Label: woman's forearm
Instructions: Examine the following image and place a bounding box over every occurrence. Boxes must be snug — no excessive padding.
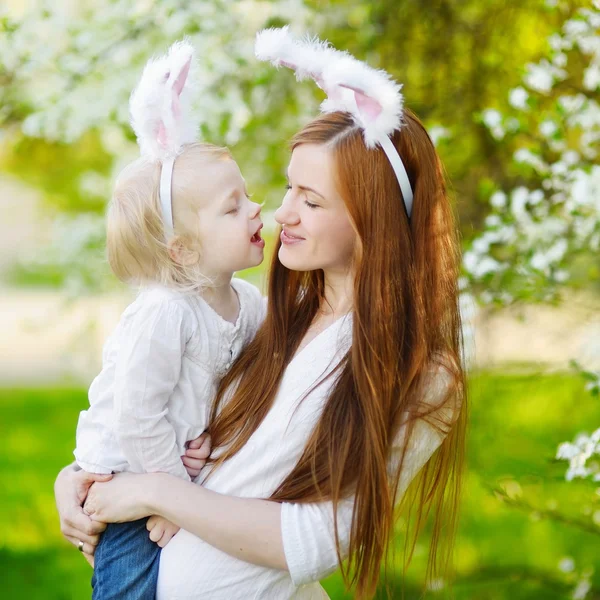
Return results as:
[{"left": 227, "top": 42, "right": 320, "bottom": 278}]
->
[{"left": 148, "top": 473, "right": 287, "bottom": 571}]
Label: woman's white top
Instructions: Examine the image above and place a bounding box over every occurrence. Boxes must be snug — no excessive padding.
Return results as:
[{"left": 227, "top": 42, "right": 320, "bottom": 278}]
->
[
  {"left": 73, "top": 278, "right": 265, "bottom": 481},
  {"left": 157, "top": 314, "right": 455, "bottom": 599}
]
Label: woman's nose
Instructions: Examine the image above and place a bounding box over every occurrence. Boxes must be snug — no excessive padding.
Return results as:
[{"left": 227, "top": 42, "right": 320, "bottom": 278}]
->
[{"left": 274, "top": 198, "right": 300, "bottom": 226}]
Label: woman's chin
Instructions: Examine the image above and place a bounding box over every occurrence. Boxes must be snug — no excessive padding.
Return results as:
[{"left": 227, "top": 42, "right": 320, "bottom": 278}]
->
[{"left": 278, "top": 248, "right": 313, "bottom": 271}]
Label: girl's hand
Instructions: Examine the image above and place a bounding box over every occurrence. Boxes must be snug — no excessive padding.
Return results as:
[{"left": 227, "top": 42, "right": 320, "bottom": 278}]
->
[
  {"left": 83, "top": 471, "right": 154, "bottom": 524},
  {"left": 183, "top": 433, "right": 211, "bottom": 478},
  {"left": 54, "top": 464, "right": 112, "bottom": 561},
  {"left": 146, "top": 515, "right": 180, "bottom": 547}
]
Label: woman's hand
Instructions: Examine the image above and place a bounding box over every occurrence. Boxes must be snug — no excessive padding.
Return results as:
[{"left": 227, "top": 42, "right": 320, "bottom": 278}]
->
[
  {"left": 146, "top": 515, "right": 180, "bottom": 547},
  {"left": 54, "top": 464, "right": 112, "bottom": 564},
  {"left": 83, "top": 471, "right": 155, "bottom": 524},
  {"left": 182, "top": 432, "right": 211, "bottom": 478}
]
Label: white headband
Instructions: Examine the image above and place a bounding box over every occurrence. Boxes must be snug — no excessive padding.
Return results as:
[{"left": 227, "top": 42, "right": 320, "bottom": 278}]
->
[
  {"left": 129, "top": 40, "right": 199, "bottom": 238},
  {"left": 255, "top": 27, "right": 414, "bottom": 217}
]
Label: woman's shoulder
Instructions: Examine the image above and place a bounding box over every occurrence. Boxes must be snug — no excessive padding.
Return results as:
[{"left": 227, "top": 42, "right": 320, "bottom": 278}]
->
[{"left": 419, "top": 353, "right": 463, "bottom": 432}]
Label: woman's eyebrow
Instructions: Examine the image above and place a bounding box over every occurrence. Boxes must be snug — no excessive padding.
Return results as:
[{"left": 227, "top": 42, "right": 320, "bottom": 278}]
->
[
  {"left": 286, "top": 168, "right": 326, "bottom": 200},
  {"left": 298, "top": 184, "right": 325, "bottom": 200}
]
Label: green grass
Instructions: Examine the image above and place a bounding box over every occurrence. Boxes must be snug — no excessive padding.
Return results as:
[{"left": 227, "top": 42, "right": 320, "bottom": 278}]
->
[{"left": 1, "top": 372, "right": 598, "bottom": 599}]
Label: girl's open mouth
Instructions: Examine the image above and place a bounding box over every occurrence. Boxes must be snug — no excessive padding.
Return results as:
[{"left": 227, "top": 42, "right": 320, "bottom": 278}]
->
[{"left": 251, "top": 228, "right": 265, "bottom": 248}]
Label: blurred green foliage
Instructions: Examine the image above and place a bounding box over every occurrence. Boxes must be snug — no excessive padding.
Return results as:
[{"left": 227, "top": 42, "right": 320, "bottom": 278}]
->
[
  {"left": 0, "top": 0, "right": 589, "bottom": 231},
  {"left": 1, "top": 371, "right": 598, "bottom": 599}
]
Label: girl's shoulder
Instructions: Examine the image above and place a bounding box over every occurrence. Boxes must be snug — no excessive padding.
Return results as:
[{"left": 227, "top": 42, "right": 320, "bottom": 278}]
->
[
  {"left": 231, "top": 277, "right": 267, "bottom": 316},
  {"left": 124, "top": 285, "right": 198, "bottom": 323}
]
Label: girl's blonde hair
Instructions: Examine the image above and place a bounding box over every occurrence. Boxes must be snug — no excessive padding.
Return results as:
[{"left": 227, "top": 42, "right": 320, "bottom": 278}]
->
[{"left": 107, "top": 142, "right": 232, "bottom": 291}]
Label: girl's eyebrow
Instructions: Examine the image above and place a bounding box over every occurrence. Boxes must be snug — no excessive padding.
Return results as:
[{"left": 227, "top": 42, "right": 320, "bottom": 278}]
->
[{"left": 222, "top": 188, "right": 240, "bottom": 206}]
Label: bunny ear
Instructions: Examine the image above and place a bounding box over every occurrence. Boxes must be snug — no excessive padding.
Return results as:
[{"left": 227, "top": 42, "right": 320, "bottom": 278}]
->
[
  {"left": 339, "top": 84, "right": 382, "bottom": 121},
  {"left": 172, "top": 55, "right": 192, "bottom": 96},
  {"left": 321, "top": 57, "right": 404, "bottom": 148},
  {"left": 255, "top": 28, "right": 404, "bottom": 148},
  {"left": 255, "top": 27, "right": 334, "bottom": 86},
  {"left": 255, "top": 27, "right": 414, "bottom": 216},
  {"left": 129, "top": 39, "right": 198, "bottom": 161}
]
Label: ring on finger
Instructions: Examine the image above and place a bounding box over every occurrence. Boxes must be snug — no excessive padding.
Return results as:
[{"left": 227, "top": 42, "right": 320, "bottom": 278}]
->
[{"left": 78, "top": 540, "right": 85, "bottom": 552}]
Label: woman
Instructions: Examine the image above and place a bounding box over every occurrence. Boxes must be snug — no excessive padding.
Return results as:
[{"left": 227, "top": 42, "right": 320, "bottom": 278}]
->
[{"left": 55, "top": 33, "right": 466, "bottom": 599}]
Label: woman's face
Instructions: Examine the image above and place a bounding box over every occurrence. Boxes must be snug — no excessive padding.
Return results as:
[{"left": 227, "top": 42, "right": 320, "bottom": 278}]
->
[{"left": 274, "top": 143, "right": 357, "bottom": 274}]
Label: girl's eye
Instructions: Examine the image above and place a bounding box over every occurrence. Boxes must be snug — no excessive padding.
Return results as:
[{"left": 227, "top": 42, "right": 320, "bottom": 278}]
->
[
  {"left": 227, "top": 207, "right": 239, "bottom": 215},
  {"left": 285, "top": 184, "right": 291, "bottom": 191}
]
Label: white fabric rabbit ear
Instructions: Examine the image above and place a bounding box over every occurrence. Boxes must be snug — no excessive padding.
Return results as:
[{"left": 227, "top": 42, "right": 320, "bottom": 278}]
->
[
  {"left": 255, "top": 28, "right": 404, "bottom": 148},
  {"left": 255, "top": 27, "right": 414, "bottom": 217},
  {"left": 255, "top": 27, "right": 333, "bottom": 91},
  {"left": 322, "top": 60, "right": 404, "bottom": 149},
  {"left": 129, "top": 39, "right": 198, "bottom": 162}
]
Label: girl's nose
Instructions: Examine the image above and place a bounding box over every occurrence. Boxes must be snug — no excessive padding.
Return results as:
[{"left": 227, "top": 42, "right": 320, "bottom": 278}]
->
[{"left": 249, "top": 200, "right": 262, "bottom": 220}]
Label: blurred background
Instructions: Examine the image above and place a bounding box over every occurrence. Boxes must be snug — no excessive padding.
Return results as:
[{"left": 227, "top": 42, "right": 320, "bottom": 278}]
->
[{"left": 1, "top": 0, "right": 599, "bottom": 598}]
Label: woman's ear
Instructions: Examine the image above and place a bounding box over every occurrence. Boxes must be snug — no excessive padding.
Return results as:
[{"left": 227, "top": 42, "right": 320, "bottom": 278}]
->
[{"left": 167, "top": 236, "right": 200, "bottom": 266}]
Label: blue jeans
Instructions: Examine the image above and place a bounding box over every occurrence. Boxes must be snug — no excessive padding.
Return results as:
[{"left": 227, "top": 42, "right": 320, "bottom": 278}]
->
[{"left": 92, "top": 518, "right": 160, "bottom": 600}]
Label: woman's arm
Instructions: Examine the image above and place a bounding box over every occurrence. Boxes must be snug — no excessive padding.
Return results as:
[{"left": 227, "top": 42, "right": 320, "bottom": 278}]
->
[
  {"left": 55, "top": 435, "right": 210, "bottom": 558},
  {"left": 281, "top": 364, "right": 458, "bottom": 585},
  {"left": 152, "top": 476, "right": 287, "bottom": 569},
  {"left": 281, "top": 419, "right": 446, "bottom": 585},
  {"left": 54, "top": 462, "right": 112, "bottom": 564},
  {"left": 82, "top": 365, "right": 456, "bottom": 578},
  {"left": 83, "top": 472, "right": 287, "bottom": 571},
  {"left": 82, "top": 416, "right": 444, "bottom": 579}
]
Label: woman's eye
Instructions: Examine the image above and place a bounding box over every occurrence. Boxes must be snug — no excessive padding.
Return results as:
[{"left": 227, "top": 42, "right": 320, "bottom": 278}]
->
[{"left": 305, "top": 200, "right": 319, "bottom": 209}]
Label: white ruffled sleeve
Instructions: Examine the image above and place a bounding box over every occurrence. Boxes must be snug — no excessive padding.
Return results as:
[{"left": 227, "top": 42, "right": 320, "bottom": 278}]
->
[
  {"left": 113, "top": 296, "right": 193, "bottom": 481},
  {"left": 280, "top": 365, "right": 457, "bottom": 586}
]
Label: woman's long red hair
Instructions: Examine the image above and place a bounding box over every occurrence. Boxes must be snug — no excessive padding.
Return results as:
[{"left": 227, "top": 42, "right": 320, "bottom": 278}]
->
[{"left": 209, "top": 111, "right": 467, "bottom": 597}]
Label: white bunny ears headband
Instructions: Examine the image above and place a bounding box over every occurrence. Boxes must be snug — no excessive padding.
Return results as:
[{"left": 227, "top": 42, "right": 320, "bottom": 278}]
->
[
  {"left": 255, "top": 26, "right": 414, "bottom": 218},
  {"left": 129, "top": 40, "right": 198, "bottom": 239}
]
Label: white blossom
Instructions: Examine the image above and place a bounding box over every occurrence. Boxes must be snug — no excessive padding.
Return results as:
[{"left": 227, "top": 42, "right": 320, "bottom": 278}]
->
[
  {"left": 524, "top": 59, "right": 566, "bottom": 93},
  {"left": 490, "top": 191, "right": 507, "bottom": 208},
  {"left": 572, "top": 577, "right": 591, "bottom": 600},
  {"left": 558, "top": 557, "right": 575, "bottom": 573},
  {"left": 584, "top": 62, "right": 600, "bottom": 90},
  {"left": 556, "top": 429, "right": 600, "bottom": 481},
  {"left": 509, "top": 87, "right": 529, "bottom": 110},
  {"left": 428, "top": 125, "right": 451, "bottom": 146},
  {"left": 481, "top": 109, "right": 505, "bottom": 140},
  {"left": 539, "top": 120, "right": 558, "bottom": 138}
]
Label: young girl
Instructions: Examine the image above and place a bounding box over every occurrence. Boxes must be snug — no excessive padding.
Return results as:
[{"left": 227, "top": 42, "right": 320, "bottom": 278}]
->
[{"left": 72, "top": 41, "right": 265, "bottom": 599}]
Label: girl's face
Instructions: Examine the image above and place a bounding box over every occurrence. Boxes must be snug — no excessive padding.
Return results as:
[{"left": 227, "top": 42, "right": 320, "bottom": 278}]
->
[
  {"left": 193, "top": 158, "right": 264, "bottom": 277},
  {"left": 274, "top": 143, "right": 357, "bottom": 274}
]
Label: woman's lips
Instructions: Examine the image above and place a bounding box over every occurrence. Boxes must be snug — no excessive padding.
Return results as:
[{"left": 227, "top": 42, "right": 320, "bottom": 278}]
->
[{"left": 280, "top": 230, "right": 305, "bottom": 245}]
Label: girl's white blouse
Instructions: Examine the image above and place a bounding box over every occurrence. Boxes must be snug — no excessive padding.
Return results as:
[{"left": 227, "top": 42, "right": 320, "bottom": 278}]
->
[
  {"left": 73, "top": 278, "right": 265, "bottom": 481},
  {"left": 157, "top": 314, "right": 454, "bottom": 599}
]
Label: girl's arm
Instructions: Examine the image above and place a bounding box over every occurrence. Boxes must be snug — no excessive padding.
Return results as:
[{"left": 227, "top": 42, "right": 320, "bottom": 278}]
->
[{"left": 113, "top": 298, "right": 193, "bottom": 481}]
